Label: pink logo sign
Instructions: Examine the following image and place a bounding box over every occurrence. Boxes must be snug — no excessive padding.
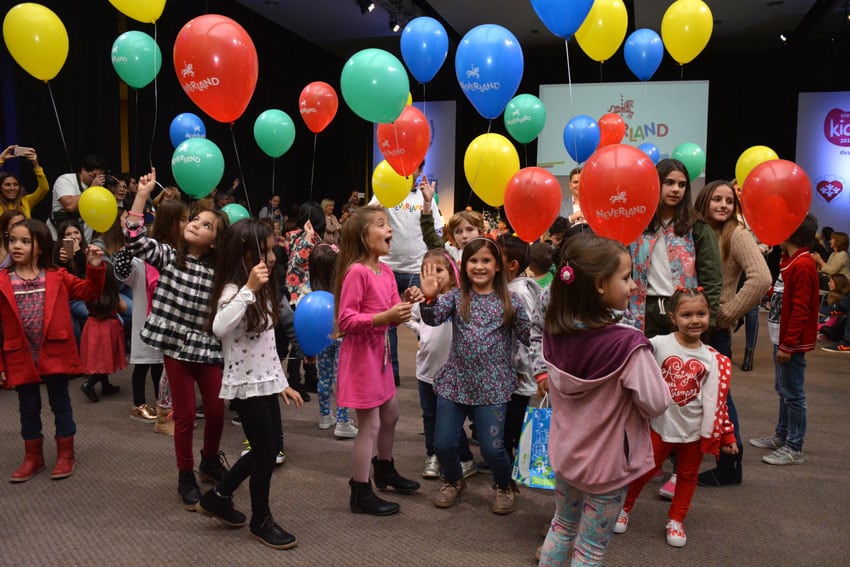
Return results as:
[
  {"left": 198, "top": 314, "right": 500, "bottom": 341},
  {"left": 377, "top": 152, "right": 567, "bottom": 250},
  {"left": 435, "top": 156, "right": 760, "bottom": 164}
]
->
[
  {"left": 824, "top": 108, "right": 850, "bottom": 146},
  {"left": 661, "top": 355, "right": 706, "bottom": 407},
  {"left": 815, "top": 176, "right": 844, "bottom": 204}
]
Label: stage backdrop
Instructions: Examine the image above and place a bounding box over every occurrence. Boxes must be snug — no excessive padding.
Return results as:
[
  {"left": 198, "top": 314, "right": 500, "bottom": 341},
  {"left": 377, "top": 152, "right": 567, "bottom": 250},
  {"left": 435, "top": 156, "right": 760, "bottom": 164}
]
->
[
  {"left": 537, "top": 81, "right": 709, "bottom": 215},
  {"left": 796, "top": 92, "right": 850, "bottom": 232},
  {"left": 372, "top": 100, "right": 457, "bottom": 217}
]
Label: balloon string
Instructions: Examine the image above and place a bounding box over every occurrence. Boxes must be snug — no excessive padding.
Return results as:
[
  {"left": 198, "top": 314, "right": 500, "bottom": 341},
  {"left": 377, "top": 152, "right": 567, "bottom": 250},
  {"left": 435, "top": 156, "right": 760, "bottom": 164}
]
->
[
  {"left": 564, "top": 40, "right": 574, "bottom": 111},
  {"left": 46, "top": 81, "right": 73, "bottom": 173},
  {"left": 133, "top": 89, "right": 139, "bottom": 174},
  {"left": 392, "top": 122, "right": 407, "bottom": 177},
  {"left": 271, "top": 158, "right": 276, "bottom": 197},
  {"left": 148, "top": 22, "right": 159, "bottom": 170},
  {"left": 229, "top": 122, "right": 253, "bottom": 216},
  {"left": 467, "top": 121, "right": 492, "bottom": 208},
  {"left": 309, "top": 133, "right": 317, "bottom": 202},
  {"left": 523, "top": 144, "right": 528, "bottom": 169},
  {"left": 599, "top": 62, "right": 603, "bottom": 83}
]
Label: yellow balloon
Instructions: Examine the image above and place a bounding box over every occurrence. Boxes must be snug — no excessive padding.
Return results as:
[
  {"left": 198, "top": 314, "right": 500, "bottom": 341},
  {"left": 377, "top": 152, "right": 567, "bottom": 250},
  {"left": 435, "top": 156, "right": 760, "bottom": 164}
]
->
[
  {"left": 661, "top": 0, "right": 713, "bottom": 65},
  {"left": 406, "top": 92, "right": 413, "bottom": 106},
  {"left": 2, "top": 3, "right": 69, "bottom": 81},
  {"left": 464, "top": 133, "right": 519, "bottom": 207},
  {"left": 736, "top": 145, "right": 779, "bottom": 189},
  {"left": 78, "top": 186, "right": 118, "bottom": 233},
  {"left": 372, "top": 160, "right": 411, "bottom": 208},
  {"left": 108, "top": 0, "right": 166, "bottom": 23},
  {"left": 574, "top": 0, "right": 628, "bottom": 63}
]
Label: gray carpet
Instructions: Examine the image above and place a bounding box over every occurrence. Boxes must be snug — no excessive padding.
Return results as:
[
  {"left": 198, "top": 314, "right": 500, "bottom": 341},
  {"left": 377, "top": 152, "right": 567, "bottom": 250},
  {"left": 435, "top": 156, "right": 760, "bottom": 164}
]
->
[{"left": 1, "top": 314, "right": 848, "bottom": 566}]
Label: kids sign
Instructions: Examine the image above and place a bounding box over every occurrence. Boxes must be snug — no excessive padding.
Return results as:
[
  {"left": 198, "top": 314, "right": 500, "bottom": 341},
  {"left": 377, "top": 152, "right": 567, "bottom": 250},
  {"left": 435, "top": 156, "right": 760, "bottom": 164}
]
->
[{"left": 455, "top": 24, "right": 524, "bottom": 120}]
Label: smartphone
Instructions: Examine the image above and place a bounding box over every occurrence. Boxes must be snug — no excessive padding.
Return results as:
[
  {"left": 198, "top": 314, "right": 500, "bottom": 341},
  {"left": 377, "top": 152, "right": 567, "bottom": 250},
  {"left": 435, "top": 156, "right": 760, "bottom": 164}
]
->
[
  {"left": 13, "top": 146, "right": 34, "bottom": 157},
  {"left": 62, "top": 238, "right": 74, "bottom": 258}
]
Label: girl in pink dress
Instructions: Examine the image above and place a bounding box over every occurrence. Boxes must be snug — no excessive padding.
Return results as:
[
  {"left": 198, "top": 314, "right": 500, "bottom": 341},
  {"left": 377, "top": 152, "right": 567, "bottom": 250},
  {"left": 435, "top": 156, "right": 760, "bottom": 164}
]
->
[
  {"left": 79, "top": 262, "right": 127, "bottom": 400},
  {"left": 334, "top": 205, "right": 423, "bottom": 516}
]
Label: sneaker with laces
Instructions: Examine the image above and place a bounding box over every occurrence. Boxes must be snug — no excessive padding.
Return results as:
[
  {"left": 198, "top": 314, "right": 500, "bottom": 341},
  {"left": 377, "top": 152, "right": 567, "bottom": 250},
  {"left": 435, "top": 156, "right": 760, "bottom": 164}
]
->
[
  {"left": 334, "top": 421, "right": 358, "bottom": 438},
  {"left": 822, "top": 343, "right": 850, "bottom": 353},
  {"left": 762, "top": 446, "right": 804, "bottom": 465},
  {"left": 130, "top": 404, "right": 157, "bottom": 422},
  {"left": 749, "top": 436, "right": 785, "bottom": 450},
  {"left": 659, "top": 473, "right": 677, "bottom": 499},
  {"left": 461, "top": 459, "right": 478, "bottom": 479},
  {"left": 318, "top": 414, "right": 335, "bottom": 430},
  {"left": 613, "top": 510, "right": 629, "bottom": 534},
  {"left": 196, "top": 488, "right": 247, "bottom": 527},
  {"left": 240, "top": 440, "right": 251, "bottom": 458},
  {"left": 231, "top": 416, "right": 241, "bottom": 426},
  {"left": 434, "top": 478, "right": 466, "bottom": 508},
  {"left": 275, "top": 451, "right": 286, "bottom": 465},
  {"left": 666, "top": 519, "right": 687, "bottom": 547},
  {"left": 422, "top": 455, "right": 440, "bottom": 479},
  {"left": 491, "top": 482, "right": 518, "bottom": 515}
]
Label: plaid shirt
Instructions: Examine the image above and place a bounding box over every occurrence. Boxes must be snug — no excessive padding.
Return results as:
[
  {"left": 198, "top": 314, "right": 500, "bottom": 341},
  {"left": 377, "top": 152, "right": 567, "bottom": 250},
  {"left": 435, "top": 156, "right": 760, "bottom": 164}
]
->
[{"left": 124, "top": 225, "right": 222, "bottom": 364}]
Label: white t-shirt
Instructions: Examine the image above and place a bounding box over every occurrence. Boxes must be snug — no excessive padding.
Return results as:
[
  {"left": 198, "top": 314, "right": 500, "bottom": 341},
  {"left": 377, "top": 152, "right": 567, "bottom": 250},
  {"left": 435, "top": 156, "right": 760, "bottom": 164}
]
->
[
  {"left": 647, "top": 224, "right": 676, "bottom": 298},
  {"left": 405, "top": 302, "right": 452, "bottom": 385},
  {"left": 370, "top": 189, "right": 443, "bottom": 273},
  {"left": 50, "top": 173, "right": 92, "bottom": 240}
]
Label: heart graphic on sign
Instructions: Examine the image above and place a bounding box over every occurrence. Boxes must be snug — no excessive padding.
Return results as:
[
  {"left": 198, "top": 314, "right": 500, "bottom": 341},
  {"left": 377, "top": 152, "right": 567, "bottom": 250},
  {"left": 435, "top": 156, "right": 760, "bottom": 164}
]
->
[
  {"left": 816, "top": 179, "right": 843, "bottom": 203},
  {"left": 661, "top": 355, "right": 706, "bottom": 407}
]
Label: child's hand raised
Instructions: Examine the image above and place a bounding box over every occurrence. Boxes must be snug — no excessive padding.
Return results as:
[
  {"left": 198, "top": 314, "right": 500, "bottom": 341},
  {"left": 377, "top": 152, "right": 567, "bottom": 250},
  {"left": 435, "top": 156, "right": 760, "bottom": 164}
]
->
[
  {"left": 420, "top": 262, "right": 441, "bottom": 298},
  {"left": 246, "top": 262, "right": 269, "bottom": 292},
  {"left": 137, "top": 168, "right": 158, "bottom": 198},
  {"left": 85, "top": 245, "right": 104, "bottom": 267}
]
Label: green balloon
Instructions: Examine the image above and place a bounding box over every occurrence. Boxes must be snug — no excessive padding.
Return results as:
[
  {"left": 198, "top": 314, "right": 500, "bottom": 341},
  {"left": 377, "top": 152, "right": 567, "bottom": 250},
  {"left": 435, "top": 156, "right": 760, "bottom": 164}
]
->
[
  {"left": 504, "top": 94, "right": 546, "bottom": 144},
  {"left": 221, "top": 203, "right": 251, "bottom": 223},
  {"left": 671, "top": 142, "right": 706, "bottom": 181},
  {"left": 341, "top": 48, "right": 409, "bottom": 123},
  {"left": 171, "top": 138, "right": 224, "bottom": 199},
  {"left": 111, "top": 31, "right": 162, "bottom": 89},
  {"left": 254, "top": 109, "right": 296, "bottom": 158}
]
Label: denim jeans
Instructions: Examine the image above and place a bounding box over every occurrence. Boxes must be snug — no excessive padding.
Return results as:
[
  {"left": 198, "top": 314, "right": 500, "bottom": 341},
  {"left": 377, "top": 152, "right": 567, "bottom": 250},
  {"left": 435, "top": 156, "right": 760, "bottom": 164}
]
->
[
  {"left": 744, "top": 304, "right": 760, "bottom": 350},
  {"left": 773, "top": 345, "right": 807, "bottom": 451},
  {"left": 418, "top": 381, "right": 473, "bottom": 461},
  {"left": 387, "top": 271, "right": 420, "bottom": 385},
  {"left": 69, "top": 299, "right": 88, "bottom": 347},
  {"left": 435, "top": 396, "right": 511, "bottom": 486},
  {"left": 16, "top": 375, "right": 76, "bottom": 440},
  {"left": 317, "top": 340, "right": 349, "bottom": 423},
  {"left": 709, "top": 328, "right": 742, "bottom": 446}
]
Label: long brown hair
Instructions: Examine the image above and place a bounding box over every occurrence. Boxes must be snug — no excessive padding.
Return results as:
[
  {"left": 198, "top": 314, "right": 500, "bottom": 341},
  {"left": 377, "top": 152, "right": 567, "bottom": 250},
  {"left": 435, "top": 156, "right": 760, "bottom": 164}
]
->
[
  {"left": 458, "top": 238, "right": 514, "bottom": 327},
  {"left": 694, "top": 180, "right": 741, "bottom": 261},
  {"left": 150, "top": 199, "right": 189, "bottom": 249},
  {"left": 333, "top": 205, "right": 385, "bottom": 328},
  {"left": 0, "top": 173, "right": 24, "bottom": 210},
  {"left": 651, "top": 159, "right": 696, "bottom": 236}
]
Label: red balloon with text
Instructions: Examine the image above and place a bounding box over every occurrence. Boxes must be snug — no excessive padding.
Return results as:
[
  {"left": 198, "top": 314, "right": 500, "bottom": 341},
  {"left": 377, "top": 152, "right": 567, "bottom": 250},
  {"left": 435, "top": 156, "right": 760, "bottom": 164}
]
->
[
  {"left": 580, "top": 144, "right": 659, "bottom": 245},
  {"left": 740, "top": 159, "right": 812, "bottom": 246},
  {"left": 299, "top": 82, "right": 339, "bottom": 134},
  {"left": 173, "top": 14, "right": 258, "bottom": 123},
  {"left": 504, "top": 167, "right": 561, "bottom": 243},
  {"left": 376, "top": 106, "right": 431, "bottom": 177},
  {"left": 598, "top": 112, "right": 627, "bottom": 147}
]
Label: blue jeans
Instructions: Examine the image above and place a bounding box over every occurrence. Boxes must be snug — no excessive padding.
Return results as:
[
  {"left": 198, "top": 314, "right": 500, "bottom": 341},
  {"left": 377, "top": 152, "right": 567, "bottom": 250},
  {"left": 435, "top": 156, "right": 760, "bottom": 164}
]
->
[
  {"left": 773, "top": 345, "right": 807, "bottom": 451},
  {"left": 435, "top": 396, "right": 511, "bottom": 486},
  {"left": 16, "top": 375, "right": 76, "bottom": 440},
  {"left": 387, "top": 271, "right": 420, "bottom": 385},
  {"left": 418, "top": 381, "right": 473, "bottom": 461},
  {"left": 70, "top": 299, "right": 88, "bottom": 347},
  {"left": 744, "top": 304, "right": 760, "bottom": 350},
  {"left": 709, "top": 329, "right": 742, "bottom": 446}
]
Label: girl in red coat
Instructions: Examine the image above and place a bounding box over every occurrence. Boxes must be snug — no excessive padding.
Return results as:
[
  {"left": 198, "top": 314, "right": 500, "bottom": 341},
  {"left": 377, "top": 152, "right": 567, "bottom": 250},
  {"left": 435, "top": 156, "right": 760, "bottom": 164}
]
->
[{"left": 0, "top": 219, "right": 105, "bottom": 482}]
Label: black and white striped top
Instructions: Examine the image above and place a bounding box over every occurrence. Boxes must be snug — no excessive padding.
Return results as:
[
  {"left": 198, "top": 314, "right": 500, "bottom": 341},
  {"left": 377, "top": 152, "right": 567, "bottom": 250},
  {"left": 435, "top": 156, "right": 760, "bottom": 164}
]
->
[{"left": 124, "top": 225, "right": 222, "bottom": 364}]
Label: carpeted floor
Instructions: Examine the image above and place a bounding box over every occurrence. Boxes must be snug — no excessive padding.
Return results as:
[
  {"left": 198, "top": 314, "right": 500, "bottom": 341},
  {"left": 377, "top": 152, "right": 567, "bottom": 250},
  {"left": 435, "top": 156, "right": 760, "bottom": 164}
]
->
[{"left": 1, "top": 314, "right": 848, "bottom": 566}]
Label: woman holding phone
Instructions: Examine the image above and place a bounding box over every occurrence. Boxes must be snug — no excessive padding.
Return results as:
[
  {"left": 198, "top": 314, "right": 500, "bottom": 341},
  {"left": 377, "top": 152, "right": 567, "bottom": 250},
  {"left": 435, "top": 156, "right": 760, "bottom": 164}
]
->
[{"left": 0, "top": 145, "right": 50, "bottom": 218}]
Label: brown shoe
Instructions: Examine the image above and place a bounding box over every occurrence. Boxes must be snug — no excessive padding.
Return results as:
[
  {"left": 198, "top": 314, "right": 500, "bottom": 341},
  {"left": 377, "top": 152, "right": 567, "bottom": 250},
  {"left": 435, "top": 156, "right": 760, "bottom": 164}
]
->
[
  {"left": 434, "top": 478, "right": 466, "bottom": 508},
  {"left": 491, "top": 482, "right": 518, "bottom": 515}
]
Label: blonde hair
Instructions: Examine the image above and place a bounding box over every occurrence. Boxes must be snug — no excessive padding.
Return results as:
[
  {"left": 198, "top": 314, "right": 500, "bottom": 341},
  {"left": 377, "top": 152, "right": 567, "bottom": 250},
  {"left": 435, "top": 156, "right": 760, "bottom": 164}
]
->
[
  {"left": 321, "top": 198, "right": 335, "bottom": 210},
  {"left": 446, "top": 210, "right": 484, "bottom": 246}
]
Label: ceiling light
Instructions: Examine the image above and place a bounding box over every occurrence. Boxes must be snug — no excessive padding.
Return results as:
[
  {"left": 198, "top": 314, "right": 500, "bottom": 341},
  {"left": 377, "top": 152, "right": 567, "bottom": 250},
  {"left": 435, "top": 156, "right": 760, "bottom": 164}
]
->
[
  {"left": 356, "top": 0, "right": 375, "bottom": 14},
  {"left": 389, "top": 17, "right": 401, "bottom": 33},
  {"left": 779, "top": 32, "right": 788, "bottom": 43}
]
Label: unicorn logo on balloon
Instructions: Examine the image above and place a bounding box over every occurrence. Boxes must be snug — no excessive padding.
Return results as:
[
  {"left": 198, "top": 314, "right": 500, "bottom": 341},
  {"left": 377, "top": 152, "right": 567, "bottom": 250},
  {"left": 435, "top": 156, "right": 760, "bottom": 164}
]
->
[
  {"left": 381, "top": 139, "right": 391, "bottom": 149},
  {"left": 466, "top": 65, "right": 480, "bottom": 79},
  {"left": 610, "top": 190, "right": 627, "bottom": 204},
  {"left": 181, "top": 64, "right": 195, "bottom": 78},
  {"left": 607, "top": 95, "right": 634, "bottom": 120}
]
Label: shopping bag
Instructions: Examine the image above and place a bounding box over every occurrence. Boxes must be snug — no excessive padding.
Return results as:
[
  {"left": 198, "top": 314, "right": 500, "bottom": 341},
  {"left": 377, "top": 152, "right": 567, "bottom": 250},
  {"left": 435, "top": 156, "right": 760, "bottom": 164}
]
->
[{"left": 511, "top": 396, "right": 555, "bottom": 490}]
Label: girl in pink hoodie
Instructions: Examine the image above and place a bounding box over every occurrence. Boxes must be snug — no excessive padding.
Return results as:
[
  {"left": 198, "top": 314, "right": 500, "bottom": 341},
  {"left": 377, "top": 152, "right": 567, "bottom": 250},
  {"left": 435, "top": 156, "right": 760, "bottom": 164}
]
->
[{"left": 539, "top": 234, "right": 671, "bottom": 567}]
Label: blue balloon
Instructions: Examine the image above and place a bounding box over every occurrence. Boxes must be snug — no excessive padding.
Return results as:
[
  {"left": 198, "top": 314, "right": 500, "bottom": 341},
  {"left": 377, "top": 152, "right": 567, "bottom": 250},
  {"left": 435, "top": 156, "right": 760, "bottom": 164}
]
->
[
  {"left": 624, "top": 29, "right": 664, "bottom": 81},
  {"left": 400, "top": 17, "right": 449, "bottom": 84},
  {"left": 530, "top": 0, "right": 594, "bottom": 39},
  {"left": 293, "top": 291, "right": 335, "bottom": 356},
  {"left": 563, "top": 115, "right": 600, "bottom": 163},
  {"left": 169, "top": 112, "right": 206, "bottom": 149},
  {"left": 638, "top": 142, "right": 660, "bottom": 165},
  {"left": 455, "top": 24, "right": 524, "bottom": 120}
]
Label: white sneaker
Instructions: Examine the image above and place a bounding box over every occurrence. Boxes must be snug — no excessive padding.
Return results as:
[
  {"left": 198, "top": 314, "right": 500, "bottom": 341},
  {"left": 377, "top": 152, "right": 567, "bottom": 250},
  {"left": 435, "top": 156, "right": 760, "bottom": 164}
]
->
[
  {"left": 666, "top": 519, "right": 687, "bottom": 547},
  {"left": 275, "top": 450, "right": 286, "bottom": 465},
  {"left": 613, "top": 510, "right": 629, "bottom": 534},
  {"left": 659, "top": 473, "right": 677, "bottom": 499},
  {"left": 461, "top": 459, "right": 477, "bottom": 479},
  {"left": 318, "top": 414, "right": 335, "bottom": 430},
  {"left": 334, "top": 421, "right": 358, "bottom": 438},
  {"left": 240, "top": 439, "right": 251, "bottom": 458},
  {"left": 422, "top": 455, "right": 440, "bottom": 479}
]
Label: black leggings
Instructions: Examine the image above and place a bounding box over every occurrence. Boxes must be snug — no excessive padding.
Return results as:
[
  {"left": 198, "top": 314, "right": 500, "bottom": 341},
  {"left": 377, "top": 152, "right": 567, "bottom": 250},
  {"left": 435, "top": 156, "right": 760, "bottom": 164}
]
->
[{"left": 131, "top": 363, "right": 163, "bottom": 407}]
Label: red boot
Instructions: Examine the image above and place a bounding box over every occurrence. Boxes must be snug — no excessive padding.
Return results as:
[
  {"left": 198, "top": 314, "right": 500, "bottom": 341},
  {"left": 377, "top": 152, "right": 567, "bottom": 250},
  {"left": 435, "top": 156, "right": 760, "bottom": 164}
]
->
[
  {"left": 10, "top": 438, "right": 45, "bottom": 483},
  {"left": 51, "top": 436, "right": 75, "bottom": 480}
]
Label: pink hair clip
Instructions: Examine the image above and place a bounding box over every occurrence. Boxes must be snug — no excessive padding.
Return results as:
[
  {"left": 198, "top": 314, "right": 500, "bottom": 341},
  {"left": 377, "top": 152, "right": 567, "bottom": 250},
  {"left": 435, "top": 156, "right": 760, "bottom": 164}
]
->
[{"left": 560, "top": 264, "right": 575, "bottom": 284}]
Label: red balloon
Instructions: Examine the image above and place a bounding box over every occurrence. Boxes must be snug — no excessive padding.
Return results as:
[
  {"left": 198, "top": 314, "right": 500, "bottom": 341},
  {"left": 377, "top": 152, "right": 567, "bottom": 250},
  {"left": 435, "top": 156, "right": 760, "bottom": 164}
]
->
[
  {"left": 376, "top": 106, "right": 431, "bottom": 177},
  {"left": 173, "top": 15, "right": 258, "bottom": 123},
  {"left": 598, "top": 113, "right": 626, "bottom": 147},
  {"left": 580, "top": 144, "right": 659, "bottom": 245},
  {"left": 741, "top": 159, "right": 812, "bottom": 246},
  {"left": 504, "top": 167, "right": 561, "bottom": 243},
  {"left": 299, "top": 81, "right": 339, "bottom": 134}
]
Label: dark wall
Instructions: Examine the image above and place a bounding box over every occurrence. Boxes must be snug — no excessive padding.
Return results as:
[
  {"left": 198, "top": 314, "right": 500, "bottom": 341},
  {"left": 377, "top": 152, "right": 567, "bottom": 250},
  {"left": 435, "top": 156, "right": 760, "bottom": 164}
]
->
[{"left": 3, "top": 0, "right": 849, "bottom": 220}]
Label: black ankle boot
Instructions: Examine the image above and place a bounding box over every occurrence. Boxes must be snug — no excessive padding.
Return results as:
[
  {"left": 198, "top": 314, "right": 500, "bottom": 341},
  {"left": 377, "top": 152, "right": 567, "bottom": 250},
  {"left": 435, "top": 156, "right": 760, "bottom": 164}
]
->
[
  {"left": 250, "top": 515, "right": 297, "bottom": 549},
  {"left": 80, "top": 379, "right": 99, "bottom": 403},
  {"left": 698, "top": 445, "right": 743, "bottom": 486},
  {"left": 741, "top": 348, "right": 754, "bottom": 372},
  {"left": 372, "top": 457, "right": 421, "bottom": 493},
  {"left": 198, "top": 451, "right": 229, "bottom": 484},
  {"left": 197, "top": 488, "right": 247, "bottom": 527},
  {"left": 349, "top": 478, "right": 400, "bottom": 515},
  {"left": 177, "top": 470, "right": 201, "bottom": 510}
]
